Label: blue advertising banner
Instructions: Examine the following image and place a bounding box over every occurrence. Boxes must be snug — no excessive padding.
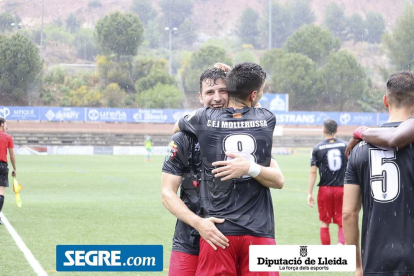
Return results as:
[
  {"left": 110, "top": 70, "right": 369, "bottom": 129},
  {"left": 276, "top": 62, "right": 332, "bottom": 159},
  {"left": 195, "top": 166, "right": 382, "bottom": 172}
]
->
[
  {"left": 56, "top": 245, "right": 163, "bottom": 272},
  {"left": 85, "top": 108, "right": 128, "bottom": 122},
  {"left": 0, "top": 106, "right": 391, "bottom": 126},
  {"left": 128, "top": 109, "right": 191, "bottom": 123},
  {"left": 274, "top": 111, "right": 378, "bottom": 126},
  {"left": 39, "top": 107, "right": 85, "bottom": 122},
  {"left": 378, "top": 113, "right": 389, "bottom": 126},
  {"left": 259, "top": 94, "right": 289, "bottom": 112},
  {"left": 0, "top": 106, "right": 39, "bottom": 121}
]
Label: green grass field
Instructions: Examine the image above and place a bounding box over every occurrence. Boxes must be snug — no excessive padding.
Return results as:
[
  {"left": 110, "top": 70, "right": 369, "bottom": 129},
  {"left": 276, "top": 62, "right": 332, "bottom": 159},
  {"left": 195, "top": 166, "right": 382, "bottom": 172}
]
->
[{"left": 0, "top": 155, "right": 354, "bottom": 276}]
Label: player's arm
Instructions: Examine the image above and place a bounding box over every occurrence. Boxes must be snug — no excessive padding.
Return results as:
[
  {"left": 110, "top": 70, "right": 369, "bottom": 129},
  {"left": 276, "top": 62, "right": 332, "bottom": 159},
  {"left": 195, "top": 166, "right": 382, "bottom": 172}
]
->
[
  {"left": 173, "top": 109, "right": 203, "bottom": 135},
  {"left": 161, "top": 173, "right": 229, "bottom": 250},
  {"left": 211, "top": 153, "right": 284, "bottom": 189},
  {"left": 254, "top": 158, "right": 284, "bottom": 189},
  {"left": 352, "top": 119, "right": 414, "bottom": 150},
  {"left": 342, "top": 184, "right": 362, "bottom": 276},
  {"left": 307, "top": 165, "right": 318, "bottom": 207},
  {"left": 8, "top": 137, "right": 16, "bottom": 176}
]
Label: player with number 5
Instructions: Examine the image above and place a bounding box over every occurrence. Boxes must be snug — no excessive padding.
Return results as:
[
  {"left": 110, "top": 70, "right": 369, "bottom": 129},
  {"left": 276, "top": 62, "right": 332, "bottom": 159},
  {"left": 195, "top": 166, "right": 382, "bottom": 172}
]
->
[
  {"left": 307, "top": 119, "right": 348, "bottom": 245},
  {"left": 343, "top": 71, "right": 414, "bottom": 276}
]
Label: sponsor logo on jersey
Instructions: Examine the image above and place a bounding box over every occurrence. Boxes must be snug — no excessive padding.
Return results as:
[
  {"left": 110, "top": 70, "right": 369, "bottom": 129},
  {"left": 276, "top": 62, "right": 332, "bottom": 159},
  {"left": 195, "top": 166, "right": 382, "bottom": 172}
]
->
[
  {"left": 165, "top": 141, "right": 178, "bottom": 161},
  {"left": 233, "top": 113, "right": 242, "bottom": 119}
]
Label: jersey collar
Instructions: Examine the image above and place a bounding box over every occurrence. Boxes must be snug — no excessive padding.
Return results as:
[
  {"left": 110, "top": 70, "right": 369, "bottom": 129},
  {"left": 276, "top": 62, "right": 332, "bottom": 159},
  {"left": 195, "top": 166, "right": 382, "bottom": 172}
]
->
[
  {"left": 381, "top": 121, "right": 402, "bottom": 128},
  {"left": 224, "top": 106, "right": 251, "bottom": 114}
]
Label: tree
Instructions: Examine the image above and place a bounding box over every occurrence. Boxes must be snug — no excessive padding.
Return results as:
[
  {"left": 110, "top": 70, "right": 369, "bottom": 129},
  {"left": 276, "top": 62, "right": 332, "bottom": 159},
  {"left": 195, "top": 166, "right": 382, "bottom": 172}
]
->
[
  {"left": 348, "top": 14, "right": 366, "bottom": 43},
  {"left": 236, "top": 8, "right": 260, "bottom": 47},
  {"left": 130, "top": 0, "right": 157, "bottom": 25},
  {"left": 259, "top": 48, "right": 286, "bottom": 76},
  {"left": 159, "top": 0, "right": 193, "bottom": 28},
  {"left": 69, "top": 85, "right": 101, "bottom": 107},
  {"left": 66, "top": 13, "right": 81, "bottom": 33},
  {"left": 0, "top": 13, "right": 14, "bottom": 33},
  {"left": 365, "top": 12, "right": 385, "bottom": 44},
  {"left": 288, "top": 0, "right": 316, "bottom": 31},
  {"left": 95, "top": 12, "right": 144, "bottom": 60},
  {"left": 259, "top": 1, "right": 292, "bottom": 48},
  {"left": 315, "top": 51, "right": 367, "bottom": 111},
  {"left": 136, "top": 83, "right": 183, "bottom": 108},
  {"left": 73, "top": 29, "right": 100, "bottom": 61},
  {"left": 259, "top": 0, "right": 316, "bottom": 49},
  {"left": 233, "top": 49, "right": 257, "bottom": 65},
  {"left": 135, "top": 69, "right": 176, "bottom": 92},
  {"left": 103, "top": 83, "right": 127, "bottom": 107},
  {"left": 181, "top": 46, "right": 231, "bottom": 93},
  {"left": 323, "top": 3, "right": 348, "bottom": 41},
  {"left": 284, "top": 25, "right": 340, "bottom": 64},
  {"left": 0, "top": 34, "right": 42, "bottom": 105},
  {"left": 383, "top": 4, "right": 414, "bottom": 70},
  {"left": 143, "top": 20, "right": 162, "bottom": 48},
  {"left": 271, "top": 52, "right": 317, "bottom": 110}
]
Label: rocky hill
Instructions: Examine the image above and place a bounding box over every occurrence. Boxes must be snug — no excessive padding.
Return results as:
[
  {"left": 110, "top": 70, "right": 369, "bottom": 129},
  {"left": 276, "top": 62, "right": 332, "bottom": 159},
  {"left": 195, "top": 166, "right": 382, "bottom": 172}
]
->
[{"left": 2, "top": 0, "right": 405, "bottom": 38}]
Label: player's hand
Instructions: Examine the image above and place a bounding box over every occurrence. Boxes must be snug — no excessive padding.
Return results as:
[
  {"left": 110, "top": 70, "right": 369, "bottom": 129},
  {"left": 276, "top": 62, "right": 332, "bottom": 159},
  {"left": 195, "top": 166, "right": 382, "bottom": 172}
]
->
[
  {"left": 214, "top": 63, "right": 232, "bottom": 72},
  {"left": 12, "top": 170, "right": 16, "bottom": 177},
  {"left": 354, "top": 267, "right": 363, "bottom": 276},
  {"left": 346, "top": 137, "right": 361, "bottom": 158},
  {"left": 196, "top": 217, "right": 229, "bottom": 250},
  {"left": 307, "top": 194, "right": 314, "bottom": 207},
  {"left": 211, "top": 152, "right": 250, "bottom": 181}
]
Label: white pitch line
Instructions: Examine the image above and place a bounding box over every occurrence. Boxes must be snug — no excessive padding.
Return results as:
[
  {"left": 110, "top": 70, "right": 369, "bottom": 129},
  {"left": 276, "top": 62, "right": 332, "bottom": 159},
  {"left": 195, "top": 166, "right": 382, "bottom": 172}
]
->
[{"left": 1, "top": 212, "right": 48, "bottom": 276}]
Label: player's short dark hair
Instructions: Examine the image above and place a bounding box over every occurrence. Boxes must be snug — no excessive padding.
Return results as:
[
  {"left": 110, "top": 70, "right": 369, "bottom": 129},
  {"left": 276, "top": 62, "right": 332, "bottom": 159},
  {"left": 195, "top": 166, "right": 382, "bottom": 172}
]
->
[
  {"left": 199, "top": 68, "right": 227, "bottom": 91},
  {"left": 386, "top": 71, "right": 414, "bottom": 108},
  {"left": 226, "top": 62, "right": 266, "bottom": 101},
  {"left": 0, "top": 117, "right": 5, "bottom": 126},
  {"left": 324, "top": 119, "right": 337, "bottom": 135}
]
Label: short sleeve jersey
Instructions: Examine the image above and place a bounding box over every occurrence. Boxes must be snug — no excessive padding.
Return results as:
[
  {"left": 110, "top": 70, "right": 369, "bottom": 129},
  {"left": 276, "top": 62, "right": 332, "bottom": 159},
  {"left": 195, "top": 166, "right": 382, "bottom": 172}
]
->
[
  {"left": 178, "top": 107, "right": 276, "bottom": 238},
  {"left": 0, "top": 131, "right": 13, "bottom": 162},
  {"left": 345, "top": 122, "right": 414, "bottom": 275},
  {"left": 311, "top": 138, "right": 348, "bottom": 186},
  {"left": 162, "top": 132, "right": 201, "bottom": 255},
  {"left": 144, "top": 139, "right": 152, "bottom": 149}
]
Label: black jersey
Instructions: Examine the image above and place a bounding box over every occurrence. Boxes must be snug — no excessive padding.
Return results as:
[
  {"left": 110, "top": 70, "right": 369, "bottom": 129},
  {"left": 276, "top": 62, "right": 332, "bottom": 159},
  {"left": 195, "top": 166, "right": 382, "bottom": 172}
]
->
[
  {"left": 345, "top": 122, "right": 414, "bottom": 275},
  {"left": 178, "top": 107, "right": 276, "bottom": 238},
  {"left": 162, "top": 132, "right": 201, "bottom": 256},
  {"left": 311, "top": 138, "right": 348, "bottom": 186}
]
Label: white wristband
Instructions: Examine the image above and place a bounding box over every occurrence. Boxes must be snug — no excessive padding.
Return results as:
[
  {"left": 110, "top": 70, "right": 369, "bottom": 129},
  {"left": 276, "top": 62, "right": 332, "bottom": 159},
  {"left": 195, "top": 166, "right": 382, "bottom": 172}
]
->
[{"left": 248, "top": 161, "right": 261, "bottom": 178}]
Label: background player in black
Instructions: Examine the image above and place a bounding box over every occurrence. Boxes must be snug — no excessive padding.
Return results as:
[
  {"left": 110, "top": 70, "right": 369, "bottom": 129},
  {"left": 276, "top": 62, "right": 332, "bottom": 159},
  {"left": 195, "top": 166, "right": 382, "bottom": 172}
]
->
[
  {"left": 343, "top": 71, "right": 414, "bottom": 276},
  {"left": 175, "top": 62, "right": 284, "bottom": 276},
  {"left": 162, "top": 68, "right": 230, "bottom": 275},
  {"left": 162, "top": 66, "right": 284, "bottom": 275},
  {"left": 307, "top": 119, "right": 348, "bottom": 245}
]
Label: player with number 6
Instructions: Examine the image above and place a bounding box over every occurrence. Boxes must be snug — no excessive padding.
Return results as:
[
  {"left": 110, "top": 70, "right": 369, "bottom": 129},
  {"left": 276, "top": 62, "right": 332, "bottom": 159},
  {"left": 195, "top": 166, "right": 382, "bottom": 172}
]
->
[{"left": 307, "top": 119, "right": 348, "bottom": 245}]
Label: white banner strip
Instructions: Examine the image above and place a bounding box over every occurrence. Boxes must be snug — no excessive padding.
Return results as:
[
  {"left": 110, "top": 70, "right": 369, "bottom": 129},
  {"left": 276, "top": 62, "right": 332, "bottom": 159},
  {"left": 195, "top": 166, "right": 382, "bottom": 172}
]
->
[{"left": 249, "top": 245, "right": 356, "bottom": 272}]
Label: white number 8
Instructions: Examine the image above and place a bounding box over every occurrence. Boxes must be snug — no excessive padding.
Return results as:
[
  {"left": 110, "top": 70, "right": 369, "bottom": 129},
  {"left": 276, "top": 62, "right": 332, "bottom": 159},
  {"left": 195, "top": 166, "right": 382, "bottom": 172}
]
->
[{"left": 223, "top": 134, "right": 257, "bottom": 162}]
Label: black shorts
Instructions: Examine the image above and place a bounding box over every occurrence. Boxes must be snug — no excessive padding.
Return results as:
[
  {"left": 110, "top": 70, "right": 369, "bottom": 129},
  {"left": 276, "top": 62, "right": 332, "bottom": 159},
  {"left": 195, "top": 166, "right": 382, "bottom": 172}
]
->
[{"left": 0, "top": 162, "right": 9, "bottom": 187}]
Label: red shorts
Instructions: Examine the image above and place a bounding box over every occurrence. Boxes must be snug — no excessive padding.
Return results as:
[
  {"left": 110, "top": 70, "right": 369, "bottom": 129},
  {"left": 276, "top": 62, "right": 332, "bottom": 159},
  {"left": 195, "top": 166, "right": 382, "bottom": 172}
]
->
[
  {"left": 196, "top": 235, "right": 279, "bottom": 276},
  {"left": 317, "top": 186, "right": 344, "bottom": 226},
  {"left": 169, "top": 251, "right": 198, "bottom": 276}
]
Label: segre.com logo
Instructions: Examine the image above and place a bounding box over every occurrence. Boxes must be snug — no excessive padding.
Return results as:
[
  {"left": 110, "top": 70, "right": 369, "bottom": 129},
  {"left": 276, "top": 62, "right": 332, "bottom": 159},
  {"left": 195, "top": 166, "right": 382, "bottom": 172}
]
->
[{"left": 56, "top": 245, "right": 163, "bottom": 272}]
